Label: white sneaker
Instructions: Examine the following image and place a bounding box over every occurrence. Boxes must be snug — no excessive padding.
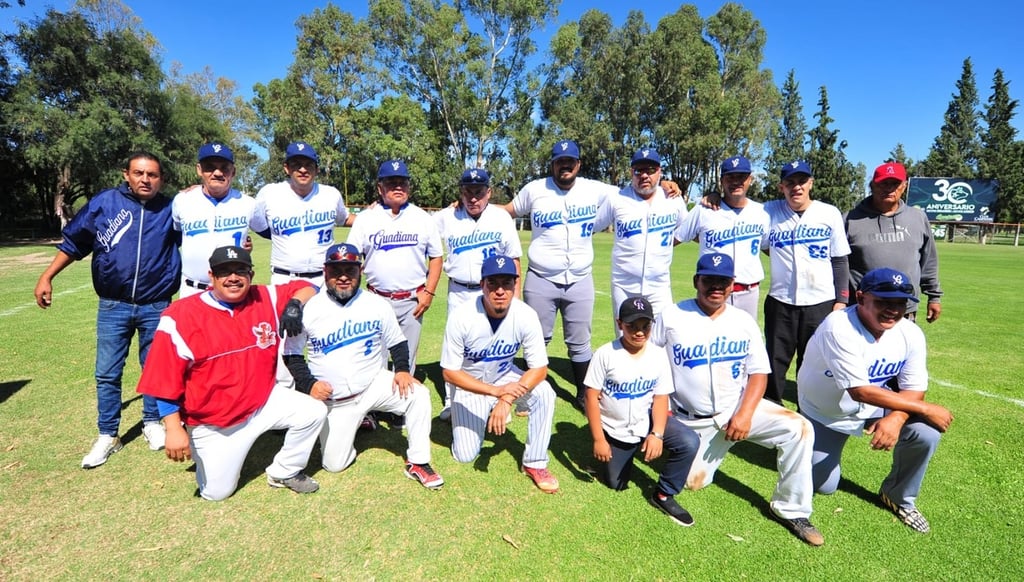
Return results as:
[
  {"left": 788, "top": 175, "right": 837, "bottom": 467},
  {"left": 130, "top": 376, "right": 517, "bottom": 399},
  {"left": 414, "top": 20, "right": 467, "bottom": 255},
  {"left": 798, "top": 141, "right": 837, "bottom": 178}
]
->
[
  {"left": 142, "top": 421, "right": 166, "bottom": 451},
  {"left": 81, "top": 435, "right": 123, "bottom": 468}
]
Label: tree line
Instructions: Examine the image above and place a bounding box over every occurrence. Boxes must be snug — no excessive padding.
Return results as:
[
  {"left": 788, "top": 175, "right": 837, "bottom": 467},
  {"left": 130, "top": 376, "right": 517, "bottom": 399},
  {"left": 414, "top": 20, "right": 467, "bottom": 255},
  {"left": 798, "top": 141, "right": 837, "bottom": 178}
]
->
[{"left": 2, "top": 0, "right": 1022, "bottom": 233}]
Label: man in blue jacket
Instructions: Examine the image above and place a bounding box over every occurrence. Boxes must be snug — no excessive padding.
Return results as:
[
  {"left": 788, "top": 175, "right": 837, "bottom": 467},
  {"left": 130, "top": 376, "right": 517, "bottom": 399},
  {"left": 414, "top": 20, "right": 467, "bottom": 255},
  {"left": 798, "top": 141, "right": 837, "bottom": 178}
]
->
[{"left": 34, "top": 151, "right": 182, "bottom": 468}]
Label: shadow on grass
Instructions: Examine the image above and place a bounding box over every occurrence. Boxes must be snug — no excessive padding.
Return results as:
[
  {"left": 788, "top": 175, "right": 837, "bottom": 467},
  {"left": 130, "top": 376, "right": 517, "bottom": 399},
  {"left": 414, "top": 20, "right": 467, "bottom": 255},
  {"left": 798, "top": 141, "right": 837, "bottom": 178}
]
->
[
  {"left": 547, "top": 356, "right": 579, "bottom": 406},
  {"left": 0, "top": 379, "right": 30, "bottom": 405}
]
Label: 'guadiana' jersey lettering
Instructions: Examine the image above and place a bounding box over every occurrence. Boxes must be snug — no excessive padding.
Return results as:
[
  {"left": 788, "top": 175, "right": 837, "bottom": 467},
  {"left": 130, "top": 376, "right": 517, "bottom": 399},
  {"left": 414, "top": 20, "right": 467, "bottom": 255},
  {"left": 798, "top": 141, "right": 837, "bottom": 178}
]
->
[
  {"left": 672, "top": 336, "right": 751, "bottom": 368},
  {"left": 308, "top": 319, "right": 383, "bottom": 355},
  {"left": 269, "top": 208, "right": 336, "bottom": 236}
]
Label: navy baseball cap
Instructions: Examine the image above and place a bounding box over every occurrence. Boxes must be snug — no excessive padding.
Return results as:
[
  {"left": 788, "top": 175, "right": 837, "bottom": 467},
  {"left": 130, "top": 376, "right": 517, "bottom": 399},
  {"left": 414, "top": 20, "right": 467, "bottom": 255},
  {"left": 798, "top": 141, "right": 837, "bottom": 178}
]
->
[
  {"left": 209, "top": 245, "right": 252, "bottom": 269},
  {"left": 324, "top": 243, "right": 362, "bottom": 265},
  {"left": 459, "top": 168, "right": 490, "bottom": 186},
  {"left": 285, "top": 141, "right": 319, "bottom": 164},
  {"left": 631, "top": 148, "right": 661, "bottom": 167},
  {"left": 859, "top": 268, "right": 919, "bottom": 302},
  {"left": 378, "top": 159, "right": 410, "bottom": 179},
  {"left": 198, "top": 142, "right": 234, "bottom": 163},
  {"left": 481, "top": 255, "right": 518, "bottom": 279},
  {"left": 618, "top": 296, "right": 654, "bottom": 323},
  {"left": 695, "top": 253, "right": 735, "bottom": 278},
  {"left": 780, "top": 160, "right": 813, "bottom": 180},
  {"left": 550, "top": 140, "right": 580, "bottom": 161},
  {"left": 720, "top": 155, "right": 751, "bottom": 175}
]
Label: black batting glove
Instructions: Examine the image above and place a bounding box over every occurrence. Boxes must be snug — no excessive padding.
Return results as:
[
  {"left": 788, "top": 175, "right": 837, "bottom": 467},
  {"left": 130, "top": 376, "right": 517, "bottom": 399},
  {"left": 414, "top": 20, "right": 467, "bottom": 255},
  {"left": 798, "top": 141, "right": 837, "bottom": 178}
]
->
[{"left": 280, "top": 298, "right": 304, "bottom": 337}]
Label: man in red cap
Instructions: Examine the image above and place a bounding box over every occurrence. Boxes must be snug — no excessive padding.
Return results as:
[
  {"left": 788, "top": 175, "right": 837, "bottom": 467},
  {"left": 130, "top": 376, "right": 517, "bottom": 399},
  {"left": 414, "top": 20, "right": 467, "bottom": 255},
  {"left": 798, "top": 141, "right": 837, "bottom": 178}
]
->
[{"left": 844, "top": 162, "right": 943, "bottom": 323}]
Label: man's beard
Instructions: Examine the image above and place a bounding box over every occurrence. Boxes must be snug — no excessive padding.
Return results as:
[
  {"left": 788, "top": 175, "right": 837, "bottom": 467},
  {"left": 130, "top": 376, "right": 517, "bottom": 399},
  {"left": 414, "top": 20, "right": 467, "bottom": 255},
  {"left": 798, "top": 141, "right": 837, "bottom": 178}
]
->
[{"left": 327, "top": 279, "right": 358, "bottom": 303}]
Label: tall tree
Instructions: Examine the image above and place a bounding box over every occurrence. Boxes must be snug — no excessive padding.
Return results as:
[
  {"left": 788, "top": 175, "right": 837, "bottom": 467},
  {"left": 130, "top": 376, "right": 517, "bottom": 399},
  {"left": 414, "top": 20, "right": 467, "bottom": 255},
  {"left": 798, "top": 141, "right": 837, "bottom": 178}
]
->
[
  {"left": 252, "top": 4, "right": 381, "bottom": 194},
  {"left": 647, "top": 4, "right": 723, "bottom": 193},
  {"left": 763, "top": 68, "right": 807, "bottom": 199},
  {"left": 979, "top": 69, "right": 1024, "bottom": 222},
  {"left": 918, "top": 58, "right": 981, "bottom": 178},
  {"left": 542, "top": 9, "right": 654, "bottom": 184},
  {"left": 2, "top": 9, "right": 168, "bottom": 227},
  {"left": 805, "top": 86, "right": 862, "bottom": 211},
  {"left": 369, "top": 0, "right": 552, "bottom": 167}
]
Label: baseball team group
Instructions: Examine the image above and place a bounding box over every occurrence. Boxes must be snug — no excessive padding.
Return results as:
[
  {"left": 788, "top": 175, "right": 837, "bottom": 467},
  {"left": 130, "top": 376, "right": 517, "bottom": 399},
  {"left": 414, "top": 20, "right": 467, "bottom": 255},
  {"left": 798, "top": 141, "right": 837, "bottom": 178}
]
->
[{"left": 33, "top": 138, "right": 953, "bottom": 547}]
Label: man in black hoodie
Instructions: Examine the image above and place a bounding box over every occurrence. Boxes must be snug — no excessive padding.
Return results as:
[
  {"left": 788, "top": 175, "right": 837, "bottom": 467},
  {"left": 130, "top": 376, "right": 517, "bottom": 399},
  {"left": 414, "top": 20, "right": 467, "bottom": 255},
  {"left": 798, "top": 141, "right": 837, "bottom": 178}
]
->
[{"left": 844, "top": 162, "right": 943, "bottom": 323}]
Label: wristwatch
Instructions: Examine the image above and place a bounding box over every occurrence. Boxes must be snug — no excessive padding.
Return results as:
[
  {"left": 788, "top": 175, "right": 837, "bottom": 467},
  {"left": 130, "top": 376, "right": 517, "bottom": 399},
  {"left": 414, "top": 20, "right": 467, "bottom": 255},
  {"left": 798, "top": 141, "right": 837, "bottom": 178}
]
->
[{"left": 650, "top": 431, "right": 664, "bottom": 440}]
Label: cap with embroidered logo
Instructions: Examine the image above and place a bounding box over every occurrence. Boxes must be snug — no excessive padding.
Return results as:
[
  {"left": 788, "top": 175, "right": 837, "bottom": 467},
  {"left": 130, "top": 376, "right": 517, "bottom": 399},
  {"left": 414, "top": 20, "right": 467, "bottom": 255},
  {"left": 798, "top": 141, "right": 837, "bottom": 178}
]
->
[
  {"left": 631, "top": 148, "right": 661, "bottom": 167},
  {"left": 550, "top": 140, "right": 580, "bottom": 161},
  {"left": 780, "top": 160, "right": 813, "bottom": 180},
  {"left": 859, "top": 268, "right": 919, "bottom": 302},
  {"left": 459, "top": 168, "right": 490, "bottom": 186},
  {"left": 198, "top": 143, "right": 234, "bottom": 163},
  {"left": 618, "top": 296, "right": 654, "bottom": 323},
  {"left": 481, "top": 255, "right": 518, "bottom": 279},
  {"left": 871, "top": 162, "right": 907, "bottom": 184},
  {"left": 695, "top": 253, "right": 735, "bottom": 278},
  {"left": 720, "top": 155, "right": 751, "bottom": 175},
  {"left": 209, "top": 245, "right": 252, "bottom": 269},
  {"left": 285, "top": 141, "right": 319, "bottom": 164},
  {"left": 378, "top": 159, "right": 410, "bottom": 179},
  {"left": 324, "top": 243, "right": 362, "bottom": 265}
]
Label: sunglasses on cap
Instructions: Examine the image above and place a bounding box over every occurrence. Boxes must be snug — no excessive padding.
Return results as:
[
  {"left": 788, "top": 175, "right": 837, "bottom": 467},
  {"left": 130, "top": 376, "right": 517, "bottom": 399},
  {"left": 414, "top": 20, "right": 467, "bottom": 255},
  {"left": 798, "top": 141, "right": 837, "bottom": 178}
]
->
[{"left": 327, "top": 249, "right": 360, "bottom": 263}]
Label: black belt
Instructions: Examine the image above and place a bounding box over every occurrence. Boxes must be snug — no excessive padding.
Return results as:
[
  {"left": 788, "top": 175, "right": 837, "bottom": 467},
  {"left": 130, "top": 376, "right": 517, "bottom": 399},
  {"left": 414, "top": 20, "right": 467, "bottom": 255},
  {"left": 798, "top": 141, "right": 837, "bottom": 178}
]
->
[
  {"left": 185, "top": 278, "right": 210, "bottom": 290},
  {"left": 676, "top": 406, "right": 716, "bottom": 420},
  {"left": 450, "top": 278, "right": 481, "bottom": 290},
  {"left": 328, "top": 392, "right": 363, "bottom": 403},
  {"left": 273, "top": 267, "right": 322, "bottom": 278}
]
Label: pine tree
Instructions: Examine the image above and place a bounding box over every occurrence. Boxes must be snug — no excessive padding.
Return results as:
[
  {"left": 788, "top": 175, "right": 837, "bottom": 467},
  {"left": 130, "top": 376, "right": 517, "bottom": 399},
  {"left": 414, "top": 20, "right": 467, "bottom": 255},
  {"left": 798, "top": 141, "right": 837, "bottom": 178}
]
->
[
  {"left": 919, "top": 58, "right": 981, "bottom": 178},
  {"left": 980, "top": 69, "right": 1024, "bottom": 222},
  {"left": 805, "top": 86, "right": 863, "bottom": 211},
  {"left": 763, "top": 69, "right": 807, "bottom": 199}
]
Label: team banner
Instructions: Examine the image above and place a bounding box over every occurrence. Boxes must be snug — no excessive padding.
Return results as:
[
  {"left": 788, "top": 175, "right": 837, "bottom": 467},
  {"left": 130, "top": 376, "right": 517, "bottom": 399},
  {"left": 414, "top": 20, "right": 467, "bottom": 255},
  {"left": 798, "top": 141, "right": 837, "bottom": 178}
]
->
[{"left": 907, "top": 178, "right": 998, "bottom": 222}]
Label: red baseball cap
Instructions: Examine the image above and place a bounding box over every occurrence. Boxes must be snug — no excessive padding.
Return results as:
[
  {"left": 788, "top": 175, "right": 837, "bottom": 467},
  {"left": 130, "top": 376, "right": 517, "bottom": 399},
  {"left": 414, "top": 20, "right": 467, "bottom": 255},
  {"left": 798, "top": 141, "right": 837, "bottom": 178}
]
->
[{"left": 872, "top": 162, "right": 907, "bottom": 183}]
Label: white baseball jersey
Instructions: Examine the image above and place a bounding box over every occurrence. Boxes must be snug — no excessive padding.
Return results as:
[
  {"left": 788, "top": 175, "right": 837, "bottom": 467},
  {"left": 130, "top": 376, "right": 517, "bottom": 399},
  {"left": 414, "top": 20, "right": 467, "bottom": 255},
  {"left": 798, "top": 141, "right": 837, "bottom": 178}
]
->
[
  {"left": 283, "top": 288, "right": 406, "bottom": 398},
  {"left": 435, "top": 204, "right": 522, "bottom": 284},
  {"left": 674, "top": 200, "right": 769, "bottom": 285},
  {"left": 593, "top": 186, "right": 687, "bottom": 295},
  {"left": 797, "top": 306, "right": 929, "bottom": 436},
  {"left": 250, "top": 181, "right": 350, "bottom": 273},
  {"left": 172, "top": 188, "right": 257, "bottom": 282},
  {"left": 441, "top": 297, "right": 548, "bottom": 383},
  {"left": 584, "top": 339, "right": 674, "bottom": 444},
  {"left": 651, "top": 299, "right": 770, "bottom": 419},
  {"left": 347, "top": 203, "right": 443, "bottom": 291},
  {"left": 511, "top": 176, "right": 617, "bottom": 284},
  {"left": 763, "top": 199, "right": 850, "bottom": 305}
]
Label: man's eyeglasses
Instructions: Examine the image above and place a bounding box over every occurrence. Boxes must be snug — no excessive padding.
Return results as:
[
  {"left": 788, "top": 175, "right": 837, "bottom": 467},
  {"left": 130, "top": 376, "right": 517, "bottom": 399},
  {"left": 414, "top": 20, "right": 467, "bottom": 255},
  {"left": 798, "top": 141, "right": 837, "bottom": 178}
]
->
[
  {"left": 632, "top": 166, "right": 660, "bottom": 176},
  {"left": 212, "top": 267, "right": 252, "bottom": 278},
  {"left": 200, "top": 162, "right": 234, "bottom": 174}
]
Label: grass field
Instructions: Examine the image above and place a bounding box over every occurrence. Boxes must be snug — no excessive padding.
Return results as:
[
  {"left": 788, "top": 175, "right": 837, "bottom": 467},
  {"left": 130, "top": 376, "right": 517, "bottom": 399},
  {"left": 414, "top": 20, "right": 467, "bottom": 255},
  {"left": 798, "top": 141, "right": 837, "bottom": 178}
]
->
[{"left": 1, "top": 233, "right": 1022, "bottom": 580}]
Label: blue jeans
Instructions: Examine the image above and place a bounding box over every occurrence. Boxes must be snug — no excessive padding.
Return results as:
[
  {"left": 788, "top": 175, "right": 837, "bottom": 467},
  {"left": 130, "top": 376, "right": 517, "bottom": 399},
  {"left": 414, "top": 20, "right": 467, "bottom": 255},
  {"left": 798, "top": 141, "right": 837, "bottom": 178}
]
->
[{"left": 95, "top": 298, "right": 168, "bottom": 435}]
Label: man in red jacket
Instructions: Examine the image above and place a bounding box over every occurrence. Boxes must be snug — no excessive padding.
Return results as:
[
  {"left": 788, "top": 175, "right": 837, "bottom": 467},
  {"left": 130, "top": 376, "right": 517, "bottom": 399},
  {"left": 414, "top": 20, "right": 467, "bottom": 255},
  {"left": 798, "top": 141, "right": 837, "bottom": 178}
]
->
[{"left": 137, "top": 246, "right": 326, "bottom": 500}]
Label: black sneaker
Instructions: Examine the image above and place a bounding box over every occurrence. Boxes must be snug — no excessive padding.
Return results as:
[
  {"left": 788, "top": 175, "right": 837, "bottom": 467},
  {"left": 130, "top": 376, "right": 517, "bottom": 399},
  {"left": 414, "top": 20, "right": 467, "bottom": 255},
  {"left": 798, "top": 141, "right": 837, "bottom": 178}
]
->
[
  {"left": 649, "top": 492, "right": 695, "bottom": 526},
  {"left": 773, "top": 514, "right": 825, "bottom": 546},
  {"left": 880, "top": 492, "right": 930, "bottom": 533}
]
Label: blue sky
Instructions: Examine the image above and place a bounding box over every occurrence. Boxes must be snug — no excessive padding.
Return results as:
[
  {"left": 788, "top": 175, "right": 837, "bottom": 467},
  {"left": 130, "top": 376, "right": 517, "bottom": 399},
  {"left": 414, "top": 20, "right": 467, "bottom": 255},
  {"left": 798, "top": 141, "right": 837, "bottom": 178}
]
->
[{"left": 5, "top": 0, "right": 1022, "bottom": 175}]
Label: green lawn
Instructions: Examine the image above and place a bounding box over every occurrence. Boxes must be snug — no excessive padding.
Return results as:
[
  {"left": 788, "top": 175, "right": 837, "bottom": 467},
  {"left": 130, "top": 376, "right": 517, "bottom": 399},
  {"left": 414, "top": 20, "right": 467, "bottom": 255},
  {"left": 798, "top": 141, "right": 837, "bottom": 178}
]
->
[{"left": 1, "top": 234, "right": 1021, "bottom": 580}]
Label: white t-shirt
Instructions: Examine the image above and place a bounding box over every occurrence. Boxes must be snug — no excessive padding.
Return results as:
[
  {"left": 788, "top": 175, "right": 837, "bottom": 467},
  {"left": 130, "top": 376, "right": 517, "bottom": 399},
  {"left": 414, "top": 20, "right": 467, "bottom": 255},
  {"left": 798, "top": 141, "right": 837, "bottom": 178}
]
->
[
  {"left": 347, "top": 203, "right": 443, "bottom": 291},
  {"left": 651, "top": 299, "right": 770, "bottom": 420},
  {"left": 584, "top": 339, "right": 674, "bottom": 443},
  {"left": 172, "top": 188, "right": 257, "bottom": 282},
  {"left": 441, "top": 297, "right": 548, "bottom": 383},
  {"left": 251, "top": 181, "right": 350, "bottom": 273},
  {"left": 593, "top": 186, "right": 687, "bottom": 294},
  {"left": 763, "top": 199, "right": 851, "bottom": 305},
  {"left": 284, "top": 288, "right": 405, "bottom": 398},
  {"left": 511, "top": 176, "right": 617, "bottom": 283},
  {"left": 434, "top": 204, "right": 522, "bottom": 284},
  {"left": 797, "top": 306, "right": 929, "bottom": 435},
  {"left": 674, "top": 199, "right": 769, "bottom": 285}
]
